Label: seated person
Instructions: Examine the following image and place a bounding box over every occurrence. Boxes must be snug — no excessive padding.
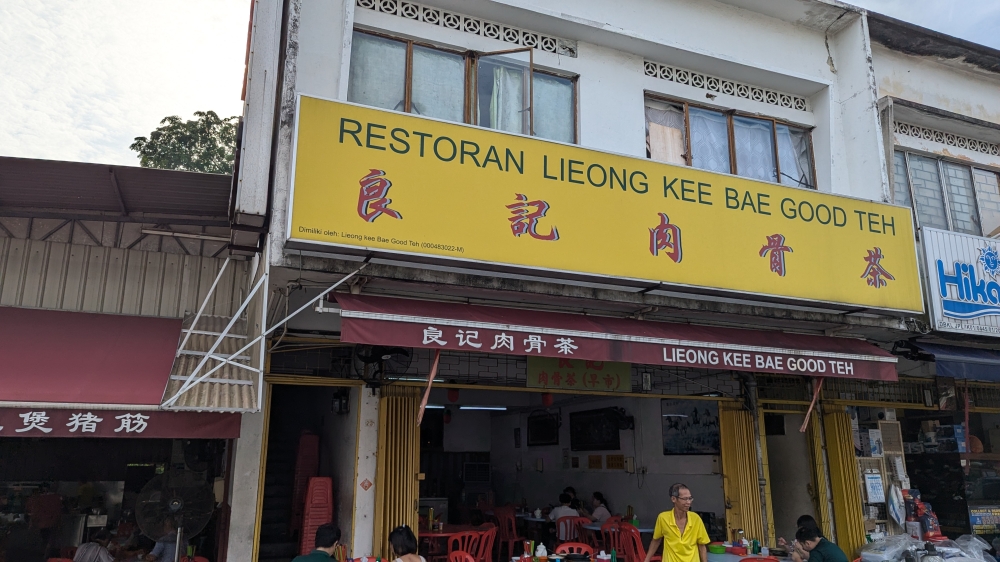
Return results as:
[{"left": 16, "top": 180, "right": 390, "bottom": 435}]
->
[
  {"left": 778, "top": 515, "right": 822, "bottom": 560},
  {"left": 582, "top": 492, "right": 612, "bottom": 523},
  {"left": 790, "top": 525, "right": 847, "bottom": 562},
  {"left": 549, "top": 493, "right": 580, "bottom": 541},
  {"left": 74, "top": 530, "right": 114, "bottom": 562},
  {"left": 562, "top": 487, "right": 582, "bottom": 511},
  {"left": 144, "top": 519, "right": 187, "bottom": 562},
  {"left": 389, "top": 525, "right": 426, "bottom": 562},
  {"left": 293, "top": 523, "right": 342, "bottom": 561}
]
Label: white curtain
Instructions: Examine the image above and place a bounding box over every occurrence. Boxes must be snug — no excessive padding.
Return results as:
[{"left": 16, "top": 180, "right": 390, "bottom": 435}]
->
[
  {"left": 776, "top": 124, "right": 814, "bottom": 188},
  {"left": 689, "top": 108, "right": 730, "bottom": 174},
  {"left": 347, "top": 32, "right": 407, "bottom": 111},
  {"left": 411, "top": 45, "right": 465, "bottom": 123},
  {"left": 533, "top": 73, "right": 575, "bottom": 143},
  {"left": 733, "top": 116, "right": 776, "bottom": 182},
  {"left": 489, "top": 64, "right": 526, "bottom": 134},
  {"left": 645, "top": 104, "right": 686, "bottom": 165}
]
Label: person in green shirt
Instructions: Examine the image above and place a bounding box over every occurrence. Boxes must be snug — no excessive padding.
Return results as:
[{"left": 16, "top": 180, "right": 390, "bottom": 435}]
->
[
  {"left": 791, "top": 525, "right": 848, "bottom": 562},
  {"left": 293, "top": 523, "right": 342, "bottom": 561}
]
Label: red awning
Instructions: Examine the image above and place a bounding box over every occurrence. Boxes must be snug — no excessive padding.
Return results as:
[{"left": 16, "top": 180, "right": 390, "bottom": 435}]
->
[
  {"left": 336, "top": 295, "right": 898, "bottom": 381},
  {"left": 0, "top": 307, "right": 182, "bottom": 407}
]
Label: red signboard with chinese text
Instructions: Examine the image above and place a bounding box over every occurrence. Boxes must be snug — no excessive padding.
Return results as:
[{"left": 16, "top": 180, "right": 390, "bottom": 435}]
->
[
  {"left": 527, "top": 357, "right": 632, "bottom": 392},
  {"left": 0, "top": 409, "right": 241, "bottom": 439},
  {"left": 336, "top": 294, "right": 898, "bottom": 381}
]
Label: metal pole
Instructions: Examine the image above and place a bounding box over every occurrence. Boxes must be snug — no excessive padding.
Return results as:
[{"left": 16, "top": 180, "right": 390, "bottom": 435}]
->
[
  {"left": 174, "top": 526, "right": 183, "bottom": 562},
  {"left": 168, "top": 273, "right": 268, "bottom": 400},
  {"left": 176, "top": 257, "right": 231, "bottom": 356},
  {"left": 162, "top": 264, "right": 368, "bottom": 407}
]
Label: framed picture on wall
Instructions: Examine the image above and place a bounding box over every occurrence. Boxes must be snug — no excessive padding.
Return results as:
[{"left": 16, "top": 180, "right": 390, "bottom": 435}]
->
[{"left": 661, "top": 399, "right": 720, "bottom": 455}]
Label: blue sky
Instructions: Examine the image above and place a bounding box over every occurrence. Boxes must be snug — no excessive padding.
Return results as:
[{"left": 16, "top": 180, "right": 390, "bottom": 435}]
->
[{"left": 0, "top": 0, "right": 997, "bottom": 167}]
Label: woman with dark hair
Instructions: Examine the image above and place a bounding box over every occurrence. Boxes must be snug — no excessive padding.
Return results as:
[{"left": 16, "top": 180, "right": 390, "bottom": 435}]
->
[
  {"left": 583, "top": 492, "right": 612, "bottom": 523},
  {"left": 389, "top": 525, "right": 426, "bottom": 562}
]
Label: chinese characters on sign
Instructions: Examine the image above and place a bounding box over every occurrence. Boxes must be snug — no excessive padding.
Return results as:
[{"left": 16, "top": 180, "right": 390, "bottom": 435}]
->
[
  {"left": 0, "top": 409, "right": 240, "bottom": 439},
  {"left": 507, "top": 194, "right": 559, "bottom": 241},
  {"left": 526, "top": 357, "right": 632, "bottom": 392},
  {"left": 357, "top": 168, "right": 402, "bottom": 222},
  {"left": 759, "top": 234, "right": 792, "bottom": 277},
  {"left": 6, "top": 411, "right": 148, "bottom": 435},
  {"left": 422, "top": 326, "right": 567, "bottom": 355},
  {"left": 649, "top": 213, "right": 682, "bottom": 263},
  {"left": 862, "top": 247, "right": 894, "bottom": 288}
]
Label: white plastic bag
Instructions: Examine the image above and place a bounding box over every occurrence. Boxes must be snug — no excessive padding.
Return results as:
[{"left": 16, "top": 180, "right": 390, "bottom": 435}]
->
[{"left": 955, "top": 535, "right": 992, "bottom": 561}]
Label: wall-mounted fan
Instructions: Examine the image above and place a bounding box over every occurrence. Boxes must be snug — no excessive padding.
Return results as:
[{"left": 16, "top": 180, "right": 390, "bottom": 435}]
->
[
  {"left": 135, "top": 470, "right": 216, "bottom": 562},
  {"left": 352, "top": 344, "right": 413, "bottom": 388}
]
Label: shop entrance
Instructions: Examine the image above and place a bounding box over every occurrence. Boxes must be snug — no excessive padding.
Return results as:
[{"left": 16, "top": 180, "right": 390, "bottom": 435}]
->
[
  {"left": 762, "top": 412, "right": 820, "bottom": 541},
  {"left": 0, "top": 436, "right": 230, "bottom": 561},
  {"left": 415, "top": 385, "right": 731, "bottom": 555},
  {"left": 257, "top": 383, "right": 363, "bottom": 562}
]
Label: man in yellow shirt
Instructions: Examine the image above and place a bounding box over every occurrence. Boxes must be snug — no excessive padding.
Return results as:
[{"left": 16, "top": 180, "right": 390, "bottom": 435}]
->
[{"left": 644, "top": 483, "right": 710, "bottom": 562}]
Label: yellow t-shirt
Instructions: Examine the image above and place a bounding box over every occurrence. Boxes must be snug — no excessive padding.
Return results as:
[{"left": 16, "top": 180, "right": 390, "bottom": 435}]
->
[{"left": 652, "top": 510, "right": 710, "bottom": 562}]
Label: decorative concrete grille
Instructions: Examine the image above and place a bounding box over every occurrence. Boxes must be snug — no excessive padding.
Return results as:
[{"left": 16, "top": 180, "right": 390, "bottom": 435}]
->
[
  {"left": 894, "top": 121, "right": 1000, "bottom": 157},
  {"left": 355, "top": 0, "right": 578, "bottom": 57},
  {"left": 644, "top": 60, "right": 808, "bottom": 111}
]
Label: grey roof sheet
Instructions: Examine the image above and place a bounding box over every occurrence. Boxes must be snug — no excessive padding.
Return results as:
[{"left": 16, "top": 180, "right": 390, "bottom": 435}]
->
[{"left": 0, "top": 156, "right": 232, "bottom": 218}]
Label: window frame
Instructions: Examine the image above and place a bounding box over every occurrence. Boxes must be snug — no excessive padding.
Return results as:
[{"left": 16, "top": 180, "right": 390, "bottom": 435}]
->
[
  {"left": 350, "top": 29, "right": 579, "bottom": 143},
  {"left": 644, "top": 93, "right": 817, "bottom": 189},
  {"left": 895, "top": 147, "right": 1000, "bottom": 237}
]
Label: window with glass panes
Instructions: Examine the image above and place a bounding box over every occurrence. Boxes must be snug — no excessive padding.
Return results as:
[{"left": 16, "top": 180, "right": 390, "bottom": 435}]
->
[
  {"left": 348, "top": 30, "right": 577, "bottom": 144},
  {"left": 645, "top": 96, "right": 816, "bottom": 189},
  {"left": 894, "top": 149, "right": 1000, "bottom": 237}
]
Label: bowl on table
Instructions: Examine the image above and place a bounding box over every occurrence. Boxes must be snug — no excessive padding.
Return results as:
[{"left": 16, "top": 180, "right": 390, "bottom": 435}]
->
[{"left": 708, "top": 545, "right": 727, "bottom": 555}]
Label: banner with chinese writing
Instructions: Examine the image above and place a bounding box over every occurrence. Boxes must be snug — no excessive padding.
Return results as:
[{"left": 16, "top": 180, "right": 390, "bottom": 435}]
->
[
  {"left": 288, "top": 95, "right": 923, "bottom": 312},
  {"left": 527, "top": 357, "right": 631, "bottom": 392},
  {"left": 0, "top": 409, "right": 241, "bottom": 438},
  {"left": 337, "top": 294, "right": 899, "bottom": 381}
]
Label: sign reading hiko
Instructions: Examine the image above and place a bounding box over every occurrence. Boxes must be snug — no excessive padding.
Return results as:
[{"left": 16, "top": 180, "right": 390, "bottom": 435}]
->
[
  {"left": 288, "top": 95, "right": 923, "bottom": 313},
  {"left": 924, "top": 227, "right": 1000, "bottom": 336}
]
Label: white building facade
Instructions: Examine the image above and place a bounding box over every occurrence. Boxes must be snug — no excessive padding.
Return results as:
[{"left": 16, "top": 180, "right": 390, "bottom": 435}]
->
[{"left": 226, "top": 2, "right": 1000, "bottom": 561}]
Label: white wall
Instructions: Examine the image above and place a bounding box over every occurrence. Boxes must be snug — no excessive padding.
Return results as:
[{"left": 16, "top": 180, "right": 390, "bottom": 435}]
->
[
  {"left": 872, "top": 44, "right": 1000, "bottom": 126},
  {"left": 353, "top": 387, "right": 380, "bottom": 557},
  {"left": 226, "top": 409, "right": 266, "bottom": 562},
  {"left": 320, "top": 387, "right": 361, "bottom": 552},
  {"left": 444, "top": 409, "right": 493, "bottom": 452},
  {"left": 482, "top": 392, "right": 725, "bottom": 523}
]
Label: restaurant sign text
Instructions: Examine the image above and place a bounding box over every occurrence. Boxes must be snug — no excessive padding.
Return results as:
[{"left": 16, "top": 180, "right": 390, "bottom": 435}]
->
[{"left": 288, "top": 95, "right": 922, "bottom": 313}]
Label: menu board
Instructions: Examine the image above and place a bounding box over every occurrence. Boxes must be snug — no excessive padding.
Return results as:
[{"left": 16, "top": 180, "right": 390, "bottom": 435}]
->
[{"left": 969, "top": 506, "right": 1000, "bottom": 535}]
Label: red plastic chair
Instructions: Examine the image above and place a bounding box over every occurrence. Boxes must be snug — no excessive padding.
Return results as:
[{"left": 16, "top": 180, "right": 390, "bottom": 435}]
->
[
  {"left": 299, "top": 477, "right": 334, "bottom": 556},
  {"left": 555, "top": 543, "right": 594, "bottom": 557},
  {"left": 449, "top": 532, "right": 481, "bottom": 556},
  {"left": 494, "top": 506, "right": 527, "bottom": 561},
  {"left": 451, "top": 551, "right": 477, "bottom": 562},
  {"left": 291, "top": 432, "right": 320, "bottom": 534},
  {"left": 476, "top": 525, "right": 498, "bottom": 562},
  {"left": 620, "top": 523, "right": 660, "bottom": 562},
  {"left": 600, "top": 519, "right": 623, "bottom": 554},
  {"left": 556, "top": 516, "right": 580, "bottom": 543}
]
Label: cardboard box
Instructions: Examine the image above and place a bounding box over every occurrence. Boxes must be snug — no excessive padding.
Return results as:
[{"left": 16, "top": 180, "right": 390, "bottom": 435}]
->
[{"left": 921, "top": 420, "right": 941, "bottom": 434}]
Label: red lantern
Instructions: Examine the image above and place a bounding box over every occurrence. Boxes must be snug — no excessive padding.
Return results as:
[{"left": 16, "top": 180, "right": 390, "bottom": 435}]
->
[
  {"left": 447, "top": 388, "right": 460, "bottom": 403},
  {"left": 541, "top": 393, "right": 554, "bottom": 407},
  {"left": 443, "top": 409, "right": 452, "bottom": 424}
]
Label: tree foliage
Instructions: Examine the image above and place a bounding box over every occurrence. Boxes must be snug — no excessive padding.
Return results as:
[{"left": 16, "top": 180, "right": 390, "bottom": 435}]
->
[{"left": 130, "top": 111, "right": 239, "bottom": 174}]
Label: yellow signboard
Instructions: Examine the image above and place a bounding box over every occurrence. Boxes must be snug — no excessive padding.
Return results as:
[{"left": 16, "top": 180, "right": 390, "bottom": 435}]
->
[{"left": 288, "top": 95, "right": 923, "bottom": 312}]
